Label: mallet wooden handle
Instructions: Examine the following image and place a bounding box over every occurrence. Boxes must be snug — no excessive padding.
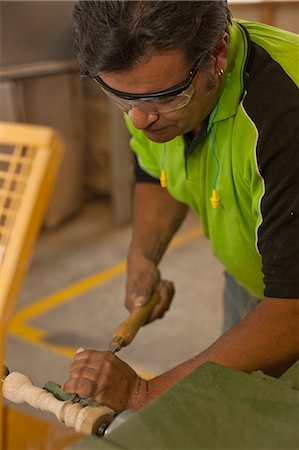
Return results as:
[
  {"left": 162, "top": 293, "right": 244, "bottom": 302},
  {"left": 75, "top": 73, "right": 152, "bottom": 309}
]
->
[{"left": 109, "top": 290, "right": 160, "bottom": 352}]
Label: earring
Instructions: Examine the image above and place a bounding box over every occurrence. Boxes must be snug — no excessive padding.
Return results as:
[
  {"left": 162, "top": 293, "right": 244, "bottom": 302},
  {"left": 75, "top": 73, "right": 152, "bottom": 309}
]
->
[{"left": 218, "top": 68, "right": 224, "bottom": 77}]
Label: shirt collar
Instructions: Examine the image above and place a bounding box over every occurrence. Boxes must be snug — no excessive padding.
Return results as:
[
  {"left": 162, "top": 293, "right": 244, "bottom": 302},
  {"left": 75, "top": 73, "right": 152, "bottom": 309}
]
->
[
  {"left": 184, "top": 120, "right": 208, "bottom": 158},
  {"left": 208, "top": 20, "right": 251, "bottom": 129}
]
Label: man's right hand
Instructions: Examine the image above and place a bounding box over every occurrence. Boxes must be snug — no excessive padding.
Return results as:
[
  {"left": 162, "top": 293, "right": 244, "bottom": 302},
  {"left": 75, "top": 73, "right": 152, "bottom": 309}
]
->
[{"left": 125, "top": 255, "right": 175, "bottom": 324}]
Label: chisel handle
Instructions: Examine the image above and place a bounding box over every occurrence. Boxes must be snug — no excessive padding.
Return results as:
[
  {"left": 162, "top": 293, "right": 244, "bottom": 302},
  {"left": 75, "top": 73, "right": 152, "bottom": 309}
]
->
[{"left": 109, "top": 291, "right": 160, "bottom": 352}]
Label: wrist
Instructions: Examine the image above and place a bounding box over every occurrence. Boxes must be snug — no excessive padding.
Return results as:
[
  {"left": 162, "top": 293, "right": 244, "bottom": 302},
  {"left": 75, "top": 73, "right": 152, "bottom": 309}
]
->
[
  {"left": 129, "top": 377, "right": 151, "bottom": 410},
  {"left": 128, "top": 249, "right": 159, "bottom": 268}
]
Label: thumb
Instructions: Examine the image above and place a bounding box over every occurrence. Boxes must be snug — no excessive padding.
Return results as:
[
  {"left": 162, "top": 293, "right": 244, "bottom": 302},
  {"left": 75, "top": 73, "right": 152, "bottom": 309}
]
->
[
  {"left": 126, "top": 266, "right": 160, "bottom": 309},
  {"left": 131, "top": 289, "right": 152, "bottom": 307}
]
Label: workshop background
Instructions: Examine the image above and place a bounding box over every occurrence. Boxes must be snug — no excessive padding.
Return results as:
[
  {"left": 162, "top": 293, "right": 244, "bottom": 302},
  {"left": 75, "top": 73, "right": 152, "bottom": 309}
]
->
[{"left": 0, "top": 1, "right": 298, "bottom": 449}]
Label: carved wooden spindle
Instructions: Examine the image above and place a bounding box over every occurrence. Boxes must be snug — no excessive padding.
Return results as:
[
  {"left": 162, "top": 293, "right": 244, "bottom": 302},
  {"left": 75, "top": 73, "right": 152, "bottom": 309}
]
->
[{"left": 2, "top": 371, "right": 115, "bottom": 435}]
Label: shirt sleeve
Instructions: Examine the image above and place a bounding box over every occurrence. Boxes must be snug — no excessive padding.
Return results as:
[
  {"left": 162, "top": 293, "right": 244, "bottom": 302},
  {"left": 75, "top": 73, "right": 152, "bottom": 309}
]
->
[
  {"left": 133, "top": 152, "right": 160, "bottom": 184},
  {"left": 244, "top": 43, "right": 299, "bottom": 298}
]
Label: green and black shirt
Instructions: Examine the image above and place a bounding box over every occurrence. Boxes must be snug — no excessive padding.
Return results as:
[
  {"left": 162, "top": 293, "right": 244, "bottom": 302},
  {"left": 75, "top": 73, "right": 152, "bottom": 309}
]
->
[{"left": 126, "top": 20, "right": 299, "bottom": 299}]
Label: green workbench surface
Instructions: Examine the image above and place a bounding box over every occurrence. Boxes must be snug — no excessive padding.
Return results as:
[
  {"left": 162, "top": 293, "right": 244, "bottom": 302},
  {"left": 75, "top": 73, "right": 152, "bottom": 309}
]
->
[{"left": 69, "top": 361, "right": 299, "bottom": 449}]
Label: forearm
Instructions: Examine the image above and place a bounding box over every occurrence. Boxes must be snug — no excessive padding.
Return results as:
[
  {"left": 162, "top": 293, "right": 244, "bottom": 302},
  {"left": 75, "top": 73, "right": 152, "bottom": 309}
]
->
[
  {"left": 63, "top": 298, "right": 299, "bottom": 412},
  {"left": 143, "top": 298, "right": 299, "bottom": 402},
  {"left": 128, "top": 182, "right": 188, "bottom": 265}
]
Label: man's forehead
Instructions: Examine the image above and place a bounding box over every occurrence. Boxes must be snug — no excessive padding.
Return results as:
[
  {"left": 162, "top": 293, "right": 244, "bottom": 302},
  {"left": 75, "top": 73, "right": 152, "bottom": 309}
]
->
[{"left": 99, "top": 49, "right": 191, "bottom": 94}]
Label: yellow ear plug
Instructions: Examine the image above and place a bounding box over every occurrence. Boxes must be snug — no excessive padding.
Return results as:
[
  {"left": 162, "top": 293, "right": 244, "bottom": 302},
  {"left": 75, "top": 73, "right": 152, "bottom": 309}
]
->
[
  {"left": 160, "top": 169, "right": 167, "bottom": 188},
  {"left": 210, "top": 189, "right": 220, "bottom": 208}
]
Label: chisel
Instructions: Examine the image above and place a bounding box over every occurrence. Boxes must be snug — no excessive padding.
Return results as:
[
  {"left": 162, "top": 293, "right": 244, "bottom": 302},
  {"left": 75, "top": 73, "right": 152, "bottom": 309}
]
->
[{"left": 109, "top": 290, "right": 160, "bottom": 353}]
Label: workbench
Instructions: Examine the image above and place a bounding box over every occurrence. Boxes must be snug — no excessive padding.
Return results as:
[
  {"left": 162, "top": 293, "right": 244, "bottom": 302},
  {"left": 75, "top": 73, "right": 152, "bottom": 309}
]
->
[{"left": 69, "top": 360, "right": 299, "bottom": 449}]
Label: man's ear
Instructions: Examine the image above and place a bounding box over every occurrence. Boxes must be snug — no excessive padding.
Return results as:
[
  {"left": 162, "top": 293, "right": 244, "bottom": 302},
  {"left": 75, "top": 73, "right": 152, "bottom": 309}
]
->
[{"left": 213, "top": 32, "right": 229, "bottom": 73}]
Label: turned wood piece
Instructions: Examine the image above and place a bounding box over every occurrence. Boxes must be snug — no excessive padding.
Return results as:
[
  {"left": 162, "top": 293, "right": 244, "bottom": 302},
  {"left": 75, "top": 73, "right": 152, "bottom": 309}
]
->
[{"left": 2, "top": 371, "right": 115, "bottom": 435}]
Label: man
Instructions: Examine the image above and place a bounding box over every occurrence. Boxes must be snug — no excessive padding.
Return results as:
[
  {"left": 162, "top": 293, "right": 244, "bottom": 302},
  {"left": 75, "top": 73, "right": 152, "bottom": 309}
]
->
[{"left": 63, "top": 1, "right": 299, "bottom": 413}]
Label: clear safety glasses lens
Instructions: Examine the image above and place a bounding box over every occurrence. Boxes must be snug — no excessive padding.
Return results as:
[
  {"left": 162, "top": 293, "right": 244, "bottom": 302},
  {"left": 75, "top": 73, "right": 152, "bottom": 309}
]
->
[{"left": 103, "top": 83, "right": 194, "bottom": 114}]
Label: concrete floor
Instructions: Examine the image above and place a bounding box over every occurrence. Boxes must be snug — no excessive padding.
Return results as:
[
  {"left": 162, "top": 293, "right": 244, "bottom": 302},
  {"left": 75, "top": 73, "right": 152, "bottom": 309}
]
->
[{"left": 4, "top": 199, "right": 224, "bottom": 421}]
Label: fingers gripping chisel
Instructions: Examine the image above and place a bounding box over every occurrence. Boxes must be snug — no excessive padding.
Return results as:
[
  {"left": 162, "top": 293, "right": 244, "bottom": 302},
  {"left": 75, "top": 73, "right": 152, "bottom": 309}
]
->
[{"left": 109, "top": 290, "right": 160, "bottom": 352}]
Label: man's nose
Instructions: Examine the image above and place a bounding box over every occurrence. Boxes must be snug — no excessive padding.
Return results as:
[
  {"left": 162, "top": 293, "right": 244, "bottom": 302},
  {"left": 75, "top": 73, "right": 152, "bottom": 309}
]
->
[{"left": 128, "top": 107, "right": 159, "bottom": 130}]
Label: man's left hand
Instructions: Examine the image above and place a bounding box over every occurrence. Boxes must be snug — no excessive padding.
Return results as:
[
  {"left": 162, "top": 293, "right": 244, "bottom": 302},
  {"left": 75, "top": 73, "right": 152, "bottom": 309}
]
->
[{"left": 63, "top": 349, "right": 147, "bottom": 412}]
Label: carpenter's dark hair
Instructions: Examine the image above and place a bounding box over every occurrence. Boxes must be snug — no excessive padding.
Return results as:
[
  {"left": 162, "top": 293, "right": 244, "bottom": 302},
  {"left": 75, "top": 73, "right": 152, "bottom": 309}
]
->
[{"left": 73, "top": 1, "right": 231, "bottom": 76}]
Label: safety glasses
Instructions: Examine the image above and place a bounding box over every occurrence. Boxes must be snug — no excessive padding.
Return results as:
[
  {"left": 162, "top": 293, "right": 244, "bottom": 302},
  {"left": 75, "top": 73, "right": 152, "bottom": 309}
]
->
[{"left": 92, "top": 56, "right": 203, "bottom": 114}]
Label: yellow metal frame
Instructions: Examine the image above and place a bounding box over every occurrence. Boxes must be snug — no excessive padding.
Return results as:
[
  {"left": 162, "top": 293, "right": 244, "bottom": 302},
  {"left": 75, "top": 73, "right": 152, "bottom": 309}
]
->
[{"left": 0, "top": 121, "right": 63, "bottom": 446}]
